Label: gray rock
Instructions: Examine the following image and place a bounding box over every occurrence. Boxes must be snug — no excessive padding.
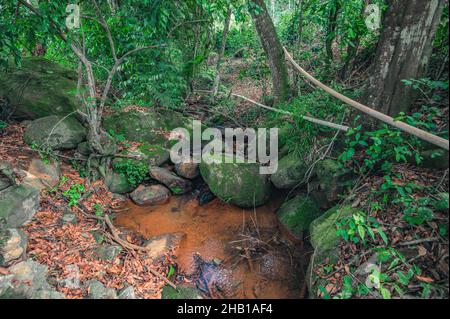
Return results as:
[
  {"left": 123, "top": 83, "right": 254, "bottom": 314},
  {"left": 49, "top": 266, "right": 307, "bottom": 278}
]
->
[
  {"left": 149, "top": 167, "right": 192, "bottom": 195},
  {"left": 199, "top": 153, "right": 271, "bottom": 208},
  {"left": 0, "top": 57, "right": 80, "bottom": 120},
  {"left": 311, "top": 159, "right": 356, "bottom": 208},
  {"left": 93, "top": 244, "right": 122, "bottom": 262},
  {"left": 23, "top": 115, "right": 87, "bottom": 150},
  {"left": 271, "top": 153, "right": 310, "bottom": 189},
  {"left": 277, "top": 195, "right": 322, "bottom": 239},
  {"left": 118, "top": 286, "right": 138, "bottom": 299},
  {"left": 0, "top": 228, "right": 28, "bottom": 266},
  {"left": 175, "top": 160, "right": 200, "bottom": 180},
  {"left": 23, "top": 158, "right": 60, "bottom": 190},
  {"left": 6, "top": 259, "right": 65, "bottom": 299},
  {"left": 104, "top": 168, "right": 136, "bottom": 194},
  {"left": 77, "top": 142, "right": 91, "bottom": 156},
  {"left": 0, "top": 176, "right": 11, "bottom": 192},
  {"left": 86, "top": 280, "right": 118, "bottom": 299},
  {"left": 61, "top": 211, "right": 78, "bottom": 225},
  {"left": 0, "top": 185, "right": 40, "bottom": 228},
  {"left": 130, "top": 184, "right": 170, "bottom": 206}
]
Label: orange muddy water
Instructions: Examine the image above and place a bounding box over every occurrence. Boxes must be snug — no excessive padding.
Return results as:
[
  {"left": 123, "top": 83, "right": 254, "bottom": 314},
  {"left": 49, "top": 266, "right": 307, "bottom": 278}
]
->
[{"left": 115, "top": 195, "right": 307, "bottom": 299}]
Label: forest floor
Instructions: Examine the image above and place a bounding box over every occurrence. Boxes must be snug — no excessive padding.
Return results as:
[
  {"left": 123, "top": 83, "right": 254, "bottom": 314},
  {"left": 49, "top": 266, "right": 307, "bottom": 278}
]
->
[{"left": 0, "top": 124, "right": 174, "bottom": 299}]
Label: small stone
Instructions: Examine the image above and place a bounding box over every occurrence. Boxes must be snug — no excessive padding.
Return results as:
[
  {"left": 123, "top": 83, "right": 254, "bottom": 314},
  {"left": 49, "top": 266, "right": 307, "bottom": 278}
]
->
[
  {"left": 93, "top": 245, "right": 123, "bottom": 262},
  {"left": 175, "top": 161, "right": 200, "bottom": 180},
  {"left": 61, "top": 210, "right": 78, "bottom": 224},
  {"left": 86, "top": 279, "right": 118, "bottom": 299},
  {"left": 118, "top": 286, "right": 138, "bottom": 299},
  {"left": 130, "top": 184, "right": 170, "bottom": 206},
  {"left": 149, "top": 166, "right": 192, "bottom": 195}
]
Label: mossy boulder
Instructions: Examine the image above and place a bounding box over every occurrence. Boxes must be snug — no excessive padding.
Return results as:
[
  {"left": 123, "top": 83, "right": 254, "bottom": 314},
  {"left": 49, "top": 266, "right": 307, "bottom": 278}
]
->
[
  {"left": 23, "top": 115, "right": 86, "bottom": 150},
  {"left": 104, "top": 168, "right": 136, "bottom": 194},
  {"left": 199, "top": 154, "right": 271, "bottom": 208},
  {"left": 277, "top": 195, "right": 322, "bottom": 239},
  {"left": 311, "top": 159, "right": 356, "bottom": 207},
  {"left": 307, "top": 205, "right": 359, "bottom": 298},
  {"left": 103, "top": 109, "right": 192, "bottom": 145},
  {"left": 0, "top": 185, "right": 40, "bottom": 228},
  {"left": 418, "top": 149, "right": 449, "bottom": 170},
  {"left": 271, "top": 153, "right": 309, "bottom": 189},
  {"left": 310, "top": 205, "right": 357, "bottom": 253},
  {"left": 0, "top": 57, "right": 79, "bottom": 120}
]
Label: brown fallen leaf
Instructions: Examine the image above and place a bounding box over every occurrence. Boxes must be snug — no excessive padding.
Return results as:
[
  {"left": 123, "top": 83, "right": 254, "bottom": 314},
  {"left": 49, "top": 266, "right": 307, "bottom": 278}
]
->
[{"left": 416, "top": 275, "right": 434, "bottom": 283}]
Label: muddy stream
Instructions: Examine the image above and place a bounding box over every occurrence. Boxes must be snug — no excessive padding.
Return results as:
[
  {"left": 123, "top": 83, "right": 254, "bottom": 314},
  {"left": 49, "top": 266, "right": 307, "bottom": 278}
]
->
[{"left": 114, "top": 191, "right": 309, "bottom": 299}]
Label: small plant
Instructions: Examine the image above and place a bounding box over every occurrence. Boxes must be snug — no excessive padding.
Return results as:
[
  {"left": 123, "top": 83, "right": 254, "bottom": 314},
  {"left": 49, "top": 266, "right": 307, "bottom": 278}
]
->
[
  {"left": 113, "top": 159, "right": 148, "bottom": 186},
  {"left": 336, "top": 211, "right": 388, "bottom": 246},
  {"left": 63, "top": 183, "right": 85, "bottom": 207},
  {"left": 94, "top": 203, "right": 104, "bottom": 217},
  {"left": 0, "top": 120, "right": 7, "bottom": 131}
]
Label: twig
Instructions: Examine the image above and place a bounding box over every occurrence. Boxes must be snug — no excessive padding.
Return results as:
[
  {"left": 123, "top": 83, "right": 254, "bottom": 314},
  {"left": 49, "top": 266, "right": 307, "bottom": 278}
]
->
[{"left": 398, "top": 237, "right": 441, "bottom": 247}]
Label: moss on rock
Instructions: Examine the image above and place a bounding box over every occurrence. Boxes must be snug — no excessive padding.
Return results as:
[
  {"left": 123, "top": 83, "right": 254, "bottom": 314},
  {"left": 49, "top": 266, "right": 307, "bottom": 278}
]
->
[
  {"left": 277, "top": 195, "right": 322, "bottom": 238},
  {"left": 199, "top": 154, "right": 271, "bottom": 208},
  {"left": 0, "top": 57, "right": 79, "bottom": 120},
  {"left": 23, "top": 115, "right": 86, "bottom": 150},
  {"left": 271, "top": 153, "right": 309, "bottom": 189}
]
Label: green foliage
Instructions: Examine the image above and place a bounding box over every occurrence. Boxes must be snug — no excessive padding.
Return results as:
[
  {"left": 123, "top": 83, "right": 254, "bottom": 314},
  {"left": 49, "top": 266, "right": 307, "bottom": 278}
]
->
[
  {"left": 113, "top": 160, "right": 148, "bottom": 186},
  {"left": 63, "top": 183, "right": 85, "bottom": 207},
  {"left": 336, "top": 211, "right": 388, "bottom": 246},
  {"left": 0, "top": 120, "right": 7, "bottom": 131}
]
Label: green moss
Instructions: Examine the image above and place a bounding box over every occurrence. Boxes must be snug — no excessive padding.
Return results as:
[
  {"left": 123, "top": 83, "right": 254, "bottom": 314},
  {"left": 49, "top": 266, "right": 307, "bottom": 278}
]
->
[
  {"left": 161, "top": 285, "right": 202, "bottom": 299},
  {"left": 310, "top": 205, "right": 358, "bottom": 253},
  {"left": 199, "top": 154, "right": 271, "bottom": 208},
  {"left": 0, "top": 57, "right": 79, "bottom": 120},
  {"left": 277, "top": 195, "right": 322, "bottom": 237}
]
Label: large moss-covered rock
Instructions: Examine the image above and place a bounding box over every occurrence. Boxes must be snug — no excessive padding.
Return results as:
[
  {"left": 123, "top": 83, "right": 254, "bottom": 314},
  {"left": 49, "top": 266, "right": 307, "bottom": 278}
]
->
[
  {"left": 271, "top": 153, "right": 309, "bottom": 189},
  {"left": 103, "top": 109, "right": 192, "bottom": 144},
  {"left": 419, "top": 149, "right": 449, "bottom": 170},
  {"left": 311, "top": 159, "right": 355, "bottom": 208},
  {"left": 104, "top": 168, "right": 136, "bottom": 194},
  {"left": 310, "top": 205, "right": 357, "bottom": 253},
  {"left": 23, "top": 115, "right": 86, "bottom": 150},
  {"left": 0, "top": 185, "right": 40, "bottom": 228},
  {"left": 277, "top": 195, "right": 322, "bottom": 239},
  {"left": 307, "top": 205, "right": 357, "bottom": 298},
  {"left": 199, "top": 154, "right": 271, "bottom": 208},
  {"left": 0, "top": 57, "right": 79, "bottom": 120}
]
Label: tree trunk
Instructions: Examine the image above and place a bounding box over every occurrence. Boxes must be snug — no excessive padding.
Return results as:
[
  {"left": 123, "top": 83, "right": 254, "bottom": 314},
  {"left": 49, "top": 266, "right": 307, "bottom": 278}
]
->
[
  {"left": 249, "top": 0, "right": 291, "bottom": 103},
  {"left": 365, "top": 0, "right": 445, "bottom": 116},
  {"left": 325, "top": 1, "right": 340, "bottom": 64},
  {"left": 212, "top": 7, "right": 232, "bottom": 97}
]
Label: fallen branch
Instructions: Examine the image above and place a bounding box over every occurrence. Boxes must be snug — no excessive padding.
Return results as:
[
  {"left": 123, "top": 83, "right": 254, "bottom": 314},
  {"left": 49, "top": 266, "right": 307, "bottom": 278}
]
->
[
  {"left": 283, "top": 47, "right": 449, "bottom": 151},
  {"left": 195, "top": 89, "right": 349, "bottom": 132}
]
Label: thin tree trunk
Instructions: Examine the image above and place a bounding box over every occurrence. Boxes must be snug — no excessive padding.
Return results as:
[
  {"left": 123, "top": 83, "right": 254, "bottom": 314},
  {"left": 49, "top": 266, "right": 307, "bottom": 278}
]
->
[
  {"left": 213, "top": 7, "right": 232, "bottom": 97},
  {"left": 249, "top": 0, "right": 291, "bottom": 103},
  {"left": 365, "top": 0, "right": 445, "bottom": 116},
  {"left": 325, "top": 0, "right": 340, "bottom": 64}
]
